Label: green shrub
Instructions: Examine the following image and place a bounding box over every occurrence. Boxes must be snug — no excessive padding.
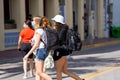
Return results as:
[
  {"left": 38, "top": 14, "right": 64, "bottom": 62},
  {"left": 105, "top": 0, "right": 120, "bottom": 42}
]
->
[{"left": 5, "top": 19, "right": 15, "bottom": 24}]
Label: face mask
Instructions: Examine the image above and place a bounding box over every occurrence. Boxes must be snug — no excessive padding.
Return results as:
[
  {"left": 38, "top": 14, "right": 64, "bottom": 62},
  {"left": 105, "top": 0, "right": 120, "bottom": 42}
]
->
[{"left": 31, "top": 21, "right": 35, "bottom": 28}]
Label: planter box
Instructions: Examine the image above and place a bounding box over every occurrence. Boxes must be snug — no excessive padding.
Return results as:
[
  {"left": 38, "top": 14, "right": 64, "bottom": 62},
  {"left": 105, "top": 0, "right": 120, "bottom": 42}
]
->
[{"left": 5, "top": 24, "right": 17, "bottom": 29}]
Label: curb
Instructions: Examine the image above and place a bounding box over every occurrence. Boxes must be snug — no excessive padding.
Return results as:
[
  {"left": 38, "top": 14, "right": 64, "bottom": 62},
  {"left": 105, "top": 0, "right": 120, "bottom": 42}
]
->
[{"left": 82, "top": 40, "right": 120, "bottom": 49}]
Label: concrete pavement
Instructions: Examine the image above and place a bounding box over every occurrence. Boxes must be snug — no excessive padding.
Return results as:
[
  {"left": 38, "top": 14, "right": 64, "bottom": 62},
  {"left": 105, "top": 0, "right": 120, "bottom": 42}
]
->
[
  {"left": 1, "top": 38, "right": 120, "bottom": 80},
  {"left": 81, "top": 63, "right": 120, "bottom": 80},
  {"left": 1, "top": 47, "right": 120, "bottom": 80}
]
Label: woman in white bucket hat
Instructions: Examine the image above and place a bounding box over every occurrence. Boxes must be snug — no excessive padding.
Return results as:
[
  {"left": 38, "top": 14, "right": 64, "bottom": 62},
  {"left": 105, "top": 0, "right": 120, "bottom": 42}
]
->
[{"left": 51, "top": 14, "right": 84, "bottom": 80}]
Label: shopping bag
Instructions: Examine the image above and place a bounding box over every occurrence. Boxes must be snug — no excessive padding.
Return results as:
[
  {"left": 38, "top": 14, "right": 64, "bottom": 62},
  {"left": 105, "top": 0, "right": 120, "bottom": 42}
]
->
[{"left": 44, "top": 52, "right": 54, "bottom": 69}]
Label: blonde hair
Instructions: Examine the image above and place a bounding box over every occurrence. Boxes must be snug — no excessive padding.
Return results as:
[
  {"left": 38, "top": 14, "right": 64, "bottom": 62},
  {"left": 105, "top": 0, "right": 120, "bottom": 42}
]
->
[{"left": 32, "top": 16, "right": 41, "bottom": 30}]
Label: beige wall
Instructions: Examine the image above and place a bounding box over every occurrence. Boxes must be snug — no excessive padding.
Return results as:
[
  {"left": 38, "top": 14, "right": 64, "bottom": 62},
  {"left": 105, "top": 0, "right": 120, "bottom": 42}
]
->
[
  {"left": 97, "top": 0, "right": 104, "bottom": 38},
  {"left": 29, "top": 0, "right": 44, "bottom": 16},
  {"left": 0, "top": 0, "right": 105, "bottom": 51},
  {"left": 65, "top": 0, "right": 73, "bottom": 28},
  {"left": 45, "top": 0, "right": 59, "bottom": 20},
  {"left": 78, "top": 0, "right": 84, "bottom": 40},
  {"left": 10, "top": 0, "right": 25, "bottom": 30},
  {"left": 0, "top": 0, "right": 5, "bottom": 51}
]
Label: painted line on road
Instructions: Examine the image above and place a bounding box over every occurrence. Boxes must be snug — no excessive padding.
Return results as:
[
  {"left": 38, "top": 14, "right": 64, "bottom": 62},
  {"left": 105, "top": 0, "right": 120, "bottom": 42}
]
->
[
  {"left": 94, "top": 40, "right": 120, "bottom": 47},
  {"left": 82, "top": 40, "right": 120, "bottom": 49},
  {"left": 80, "top": 63, "right": 120, "bottom": 80}
]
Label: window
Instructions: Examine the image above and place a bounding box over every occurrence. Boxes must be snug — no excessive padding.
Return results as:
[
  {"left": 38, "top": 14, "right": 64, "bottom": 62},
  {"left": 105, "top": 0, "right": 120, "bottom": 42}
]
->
[
  {"left": 4, "top": 0, "right": 10, "bottom": 20},
  {"left": 4, "top": 0, "right": 16, "bottom": 29}
]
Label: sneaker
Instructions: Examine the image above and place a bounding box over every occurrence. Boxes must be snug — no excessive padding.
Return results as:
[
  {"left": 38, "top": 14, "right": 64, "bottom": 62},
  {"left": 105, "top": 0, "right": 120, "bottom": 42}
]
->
[
  {"left": 29, "top": 71, "right": 35, "bottom": 77},
  {"left": 23, "top": 75, "right": 27, "bottom": 79},
  {"left": 67, "top": 55, "right": 73, "bottom": 60}
]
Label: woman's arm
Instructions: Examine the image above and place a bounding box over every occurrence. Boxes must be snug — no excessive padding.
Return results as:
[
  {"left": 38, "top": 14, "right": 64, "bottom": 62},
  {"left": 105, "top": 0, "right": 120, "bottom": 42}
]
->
[
  {"left": 24, "top": 32, "right": 41, "bottom": 60},
  {"left": 18, "top": 36, "right": 22, "bottom": 49}
]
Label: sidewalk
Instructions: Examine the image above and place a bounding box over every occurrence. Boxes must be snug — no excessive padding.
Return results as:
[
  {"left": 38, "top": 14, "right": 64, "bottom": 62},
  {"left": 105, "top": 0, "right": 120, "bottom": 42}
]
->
[{"left": 0, "top": 38, "right": 120, "bottom": 60}]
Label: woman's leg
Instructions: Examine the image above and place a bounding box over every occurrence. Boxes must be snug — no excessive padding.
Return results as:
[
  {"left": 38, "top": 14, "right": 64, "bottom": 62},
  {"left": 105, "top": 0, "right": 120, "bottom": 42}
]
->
[
  {"left": 34, "top": 58, "right": 46, "bottom": 80},
  {"left": 29, "top": 59, "right": 34, "bottom": 71},
  {"left": 35, "top": 60, "right": 52, "bottom": 80},
  {"left": 38, "top": 66, "right": 46, "bottom": 80},
  {"left": 35, "top": 67, "right": 46, "bottom": 80},
  {"left": 62, "top": 56, "right": 82, "bottom": 80},
  {"left": 35, "top": 59, "right": 41, "bottom": 80},
  {"left": 35, "top": 73, "right": 40, "bottom": 80},
  {"left": 41, "top": 67, "right": 46, "bottom": 80},
  {"left": 29, "top": 58, "right": 34, "bottom": 77},
  {"left": 56, "top": 57, "right": 66, "bottom": 80},
  {"left": 23, "top": 59, "right": 28, "bottom": 78}
]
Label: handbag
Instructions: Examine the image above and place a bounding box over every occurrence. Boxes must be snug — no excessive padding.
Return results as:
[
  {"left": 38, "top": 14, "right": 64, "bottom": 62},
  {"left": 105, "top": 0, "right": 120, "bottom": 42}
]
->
[{"left": 44, "top": 51, "right": 54, "bottom": 69}]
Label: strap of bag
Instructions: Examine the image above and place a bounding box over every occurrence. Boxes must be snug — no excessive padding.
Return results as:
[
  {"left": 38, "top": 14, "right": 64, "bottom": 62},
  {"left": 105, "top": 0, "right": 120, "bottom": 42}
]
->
[{"left": 40, "top": 39, "right": 47, "bottom": 48}]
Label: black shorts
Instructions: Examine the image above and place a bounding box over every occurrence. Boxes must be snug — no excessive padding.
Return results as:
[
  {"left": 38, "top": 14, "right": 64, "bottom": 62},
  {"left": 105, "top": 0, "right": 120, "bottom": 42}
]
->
[
  {"left": 20, "top": 42, "right": 33, "bottom": 59},
  {"left": 53, "top": 48, "right": 70, "bottom": 61}
]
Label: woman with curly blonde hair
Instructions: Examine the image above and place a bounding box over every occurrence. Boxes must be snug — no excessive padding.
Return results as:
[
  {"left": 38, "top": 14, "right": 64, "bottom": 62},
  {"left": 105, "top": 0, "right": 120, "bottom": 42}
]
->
[{"left": 24, "top": 16, "right": 52, "bottom": 80}]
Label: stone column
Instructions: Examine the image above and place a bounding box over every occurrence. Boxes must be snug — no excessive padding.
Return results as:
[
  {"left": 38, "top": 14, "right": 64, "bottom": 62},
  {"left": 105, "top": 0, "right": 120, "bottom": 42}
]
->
[
  {"left": 97, "top": 0, "right": 104, "bottom": 38},
  {"left": 45, "top": 0, "right": 59, "bottom": 19},
  {"left": 38, "top": 0, "right": 44, "bottom": 16},
  {"left": 65, "top": 0, "right": 73, "bottom": 28},
  {"left": 78, "top": 0, "right": 84, "bottom": 40},
  {"left": 91, "top": 11, "right": 95, "bottom": 39},
  {"left": 29, "top": 0, "right": 44, "bottom": 16},
  {"left": 10, "top": 0, "right": 25, "bottom": 30},
  {"left": 53, "top": 0, "right": 59, "bottom": 16},
  {"left": 0, "top": 0, "right": 4, "bottom": 51},
  {"left": 19, "top": 0, "right": 26, "bottom": 29}
]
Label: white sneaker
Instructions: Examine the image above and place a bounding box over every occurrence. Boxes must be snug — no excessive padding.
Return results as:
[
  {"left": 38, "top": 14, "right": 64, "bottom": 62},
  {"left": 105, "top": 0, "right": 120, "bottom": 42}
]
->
[
  {"left": 29, "top": 71, "right": 35, "bottom": 77},
  {"left": 23, "top": 75, "right": 27, "bottom": 79},
  {"left": 67, "top": 55, "right": 73, "bottom": 60}
]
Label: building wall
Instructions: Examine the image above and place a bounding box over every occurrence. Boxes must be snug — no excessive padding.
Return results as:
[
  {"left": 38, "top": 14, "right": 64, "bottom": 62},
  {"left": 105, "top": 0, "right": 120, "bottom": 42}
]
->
[
  {"left": 113, "top": 0, "right": 120, "bottom": 26},
  {"left": 65, "top": 0, "right": 73, "bottom": 28},
  {"left": 78, "top": 0, "right": 84, "bottom": 40},
  {"left": 45, "top": 0, "right": 59, "bottom": 20},
  {"left": 0, "top": 0, "right": 105, "bottom": 51},
  {"left": 29, "top": 0, "right": 44, "bottom": 16},
  {"left": 0, "top": 0, "right": 4, "bottom": 51},
  {"left": 97, "top": 0, "right": 104, "bottom": 38}
]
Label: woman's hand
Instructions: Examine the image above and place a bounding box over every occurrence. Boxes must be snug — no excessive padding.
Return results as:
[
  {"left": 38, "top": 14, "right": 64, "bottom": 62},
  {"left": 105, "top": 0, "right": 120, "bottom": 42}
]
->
[
  {"left": 31, "top": 42, "right": 34, "bottom": 46},
  {"left": 24, "top": 54, "right": 29, "bottom": 60},
  {"left": 50, "top": 50, "right": 54, "bottom": 55}
]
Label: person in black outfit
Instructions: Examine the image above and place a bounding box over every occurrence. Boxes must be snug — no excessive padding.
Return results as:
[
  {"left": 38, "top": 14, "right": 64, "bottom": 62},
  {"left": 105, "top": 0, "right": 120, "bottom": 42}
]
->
[{"left": 51, "top": 15, "right": 83, "bottom": 80}]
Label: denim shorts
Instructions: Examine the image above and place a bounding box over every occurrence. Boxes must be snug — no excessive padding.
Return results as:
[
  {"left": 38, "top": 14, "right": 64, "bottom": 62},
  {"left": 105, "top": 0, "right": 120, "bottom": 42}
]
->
[{"left": 35, "top": 48, "right": 48, "bottom": 61}]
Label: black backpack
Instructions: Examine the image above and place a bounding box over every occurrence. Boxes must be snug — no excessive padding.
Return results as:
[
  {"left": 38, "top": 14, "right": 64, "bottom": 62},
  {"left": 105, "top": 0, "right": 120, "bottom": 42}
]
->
[
  {"left": 66, "top": 29, "right": 82, "bottom": 51},
  {"left": 41, "top": 28, "right": 59, "bottom": 50}
]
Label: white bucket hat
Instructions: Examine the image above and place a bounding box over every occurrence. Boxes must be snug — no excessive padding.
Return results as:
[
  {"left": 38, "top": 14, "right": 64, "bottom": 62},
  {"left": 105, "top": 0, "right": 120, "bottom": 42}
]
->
[{"left": 51, "top": 15, "right": 65, "bottom": 24}]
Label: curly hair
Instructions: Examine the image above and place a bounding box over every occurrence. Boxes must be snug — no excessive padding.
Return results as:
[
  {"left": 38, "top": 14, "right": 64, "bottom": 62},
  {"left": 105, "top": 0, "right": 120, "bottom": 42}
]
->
[{"left": 39, "top": 16, "right": 51, "bottom": 28}]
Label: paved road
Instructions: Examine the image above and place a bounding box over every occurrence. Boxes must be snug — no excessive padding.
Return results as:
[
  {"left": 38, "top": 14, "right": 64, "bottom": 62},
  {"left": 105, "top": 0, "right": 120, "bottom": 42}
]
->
[{"left": 1, "top": 43, "right": 120, "bottom": 80}]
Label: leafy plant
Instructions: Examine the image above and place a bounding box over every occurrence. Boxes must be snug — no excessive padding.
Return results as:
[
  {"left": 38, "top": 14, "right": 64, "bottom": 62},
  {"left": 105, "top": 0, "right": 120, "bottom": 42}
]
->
[{"left": 5, "top": 19, "right": 15, "bottom": 24}]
